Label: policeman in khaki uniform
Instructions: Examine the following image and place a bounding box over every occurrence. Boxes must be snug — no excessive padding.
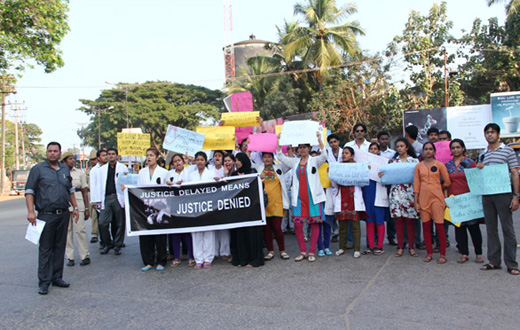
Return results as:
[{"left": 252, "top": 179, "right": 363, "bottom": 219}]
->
[
  {"left": 86, "top": 150, "right": 99, "bottom": 243},
  {"left": 61, "top": 152, "right": 91, "bottom": 266}
]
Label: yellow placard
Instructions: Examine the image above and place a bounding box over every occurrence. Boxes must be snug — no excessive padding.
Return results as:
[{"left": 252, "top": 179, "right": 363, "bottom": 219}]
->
[
  {"left": 318, "top": 163, "right": 331, "bottom": 188},
  {"left": 196, "top": 126, "right": 236, "bottom": 150},
  {"left": 117, "top": 133, "right": 150, "bottom": 156},
  {"left": 275, "top": 125, "right": 282, "bottom": 135},
  {"left": 444, "top": 201, "right": 461, "bottom": 227},
  {"left": 221, "top": 111, "right": 260, "bottom": 127}
]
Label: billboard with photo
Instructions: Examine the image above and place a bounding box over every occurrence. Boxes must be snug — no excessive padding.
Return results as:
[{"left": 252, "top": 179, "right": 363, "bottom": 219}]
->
[{"left": 491, "top": 91, "right": 520, "bottom": 138}]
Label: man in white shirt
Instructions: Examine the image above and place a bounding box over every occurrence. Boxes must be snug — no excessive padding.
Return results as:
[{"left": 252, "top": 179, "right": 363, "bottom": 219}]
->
[
  {"left": 345, "top": 123, "right": 370, "bottom": 152},
  {"left": 377, "top": 131, "right": 395, "bottom": 159}
]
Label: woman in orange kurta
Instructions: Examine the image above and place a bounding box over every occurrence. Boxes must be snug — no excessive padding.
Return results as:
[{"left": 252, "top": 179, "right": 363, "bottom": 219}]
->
[{"left": 414, "top": 142, "right": 451, "bottom": 264}]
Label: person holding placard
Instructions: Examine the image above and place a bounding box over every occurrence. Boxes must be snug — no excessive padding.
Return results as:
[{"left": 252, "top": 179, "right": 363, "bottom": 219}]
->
[
  {"left": 187, "top": 152, "right": 218, "bottom": 270},
  {"left": 361, "top": 143, "right": 389, "bottom": 256},
  {"left": 380, "top": 138, "right": 419, "bottom": 258},
  {"left": 135, "top": 148, "right": 169, "bottom": 271},
  {"left": 230, "top": 153, "right": 264, "bottom": 268},
  {"left": 477, "top": 123, "right": 520, "bottom": 275},
  {"left": 333, "top": 147, "right": 369, "bottom": 258},
  {"left": 254, "top": 152, "right": 290, "bottom": 261},
  {"left": 377, "top": 131, "right": 397, "bottom": 246},
  {"left": 166, "top": 154, "right": 195, "bottom": 268},
  {"left": 414, "top": 142, "right": 451, "bottom": 264},
  {"left": 277, "top": 131, "right": 327, "bottom": 262},
  {"left": 445, "top": 139, "right": 483, "bottom": 264}
]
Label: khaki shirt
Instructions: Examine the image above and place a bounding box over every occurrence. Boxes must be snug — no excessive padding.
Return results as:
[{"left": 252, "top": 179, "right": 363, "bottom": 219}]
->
[{"left": 71, "top": 167, "right": 88, "bottom": 211}]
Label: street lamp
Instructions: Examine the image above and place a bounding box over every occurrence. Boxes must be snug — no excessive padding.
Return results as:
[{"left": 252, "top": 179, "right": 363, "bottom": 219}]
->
[
  {"left": 90, "top": 106, "right": 114, "bottom": 149},
  {"left": 105, "top": 81, "right": 129, "bottom": 128}
]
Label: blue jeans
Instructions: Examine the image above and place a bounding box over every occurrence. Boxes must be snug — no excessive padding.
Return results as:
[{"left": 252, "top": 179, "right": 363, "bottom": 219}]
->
[{"left": 318, "top": 215, "right": 334, "bottom": 250}]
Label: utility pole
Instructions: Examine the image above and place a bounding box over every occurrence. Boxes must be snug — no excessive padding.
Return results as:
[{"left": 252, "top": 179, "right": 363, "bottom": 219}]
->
[
  {"left": 444, "top": 47, "right": 448, "bottom": 108},
  {"left": 0, "top": 74, "right": 16, "bottom": 195},
  {"left": 20, "top": 121, "right": 27, "bottom": 169},
  {"left": 8, "top": 100, "right": 27, "bottom": 170}
]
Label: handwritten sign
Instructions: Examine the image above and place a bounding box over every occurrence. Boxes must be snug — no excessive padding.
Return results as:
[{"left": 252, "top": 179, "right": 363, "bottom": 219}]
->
[
  {"left": 162, "top": 125, "right": 205, "bottom": 157},
  {"left": 117, "top": 133, "right": 150, "bottom": 156},
  {"left": 116, "top": 173, "right": 138, "bottom": 196},
  {"left": 247, "top": 133, "right": 277, "bottom": 152},
  {"left": 329, "top": 162, "right": 370, "bottom": 186},
  {"left": 196, "top": 127, "right": 235, "bottom": 150},
  {"left": 221, "top": 111, "right": 260, "bottom": 128},
  {"left": 278, "top": 121, "right": 321, "bottom": 146},
  {"left": 354, "top": 150, "right": 389, "bottom": 182},
  {"left": 379, "top": 162, "right": 418, "bottom": 185},
  {"left": 434, "top": 141, "right": 453, "bottom": 164},
  {"left": 444, "top": 192, "right": 484, "bottom": 224},
  {"left": 230, "top": 91, "right": 253, "bottom": 112},
  {"left": 318, "top": 163, "right": 331, "bottom": 188},
  {"left": 464, "top": 163, "right": 511, "bottom": 195}
]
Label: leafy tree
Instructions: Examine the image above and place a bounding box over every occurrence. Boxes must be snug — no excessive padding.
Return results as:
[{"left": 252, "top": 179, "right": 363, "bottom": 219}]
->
[
  {"left": 77, "top": 82, "right": 223, "bottom": 153},
  {"left": 1, "top": 120, "right": 44, "bottom": 168},
  {"left": 282, "top": 0, "right": 364, "bottom": 84},
  {"left": 0, "top": 0, "right": 70, "bottom": 74}
]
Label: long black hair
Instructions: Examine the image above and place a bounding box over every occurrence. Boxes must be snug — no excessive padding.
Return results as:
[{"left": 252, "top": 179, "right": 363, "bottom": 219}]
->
[{"left": 392, "top": 137, "right": 417, "bottom": 159}]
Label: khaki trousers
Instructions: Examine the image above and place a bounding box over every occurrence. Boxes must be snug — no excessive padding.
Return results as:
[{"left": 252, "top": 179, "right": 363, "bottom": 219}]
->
[{"left": 66, "top": 210, "right": 90, "bottom": 260}]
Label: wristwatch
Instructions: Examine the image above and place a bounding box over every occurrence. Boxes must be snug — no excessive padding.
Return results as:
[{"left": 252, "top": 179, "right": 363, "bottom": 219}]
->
[
  {"left": 514, "top": 193, "right": 520, "bottom": 198},
  {"left": 74, "top": 207, "right": 79, "bottom": 211}
]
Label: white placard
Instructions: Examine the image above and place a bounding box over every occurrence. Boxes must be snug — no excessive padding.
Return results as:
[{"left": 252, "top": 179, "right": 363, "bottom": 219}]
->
[
  {"left": 447, "top": 105, "right": 491, "bottom": 149},
  {"left": 278, "top": 121, "right": 321, "bottom": 146},
  {"left": 354, "top": 150, "right": 389, "bottom": 182},
  {"left": 25, "top": 219, "right": 46, "bottom": 245}
]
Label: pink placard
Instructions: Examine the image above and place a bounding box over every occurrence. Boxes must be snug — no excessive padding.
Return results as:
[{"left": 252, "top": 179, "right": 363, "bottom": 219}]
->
[
  {"left": 230, "top": 92, "right": 253, "bottom": 112},
  {"left": 434, "top": 141, "right": 453, "bottom": 164},
  {"left": 247, "top": 133, "right": 277, "bottom": 152},
  {"left": 236, "top": 126, "right": 253, "bottom": 144}
]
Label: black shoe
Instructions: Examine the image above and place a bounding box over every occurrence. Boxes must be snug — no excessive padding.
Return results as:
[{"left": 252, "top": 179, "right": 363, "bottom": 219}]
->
[
  {"left": 114, "top": 249, "right": 122, "bottom": 255},
  {"left": 38, "top": 285, "right": 49, "bottom": 295},
  {"left": 331, "top": 235, "right": 339, "bottom": 243},
  {"left": 80, "top": 258, "right": 90, "bottom": 266},
  {"left": 52, "top": 279, "right": 70, "bottom": 288},
  {"left": 99, "top": 245, "right": 105, "bottom": 250},
  {"left": 100, "top": 247, "right": 112, "bottom": 254},
  {"left": 66, "top": 259, "right": 75, "bottom": 267},
  {"left": 121, "top": 243, "right": 126, "bottom": 248},
  {"left": 415, "top": 243, "right": 426, "bottom": 250},
  {"left": 90, "top": 237, "right": 98, "bottom": 243},
  {"left": 446, "top": 241, "right": 450, "bottom": 247},
  {"left": 388, "top": 238, "right": 398, "bottom": 246}
]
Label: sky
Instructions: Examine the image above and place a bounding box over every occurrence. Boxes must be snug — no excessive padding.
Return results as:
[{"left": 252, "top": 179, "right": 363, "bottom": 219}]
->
[{"left": 7, "top": 0, "right": 507, "bottom": 154}]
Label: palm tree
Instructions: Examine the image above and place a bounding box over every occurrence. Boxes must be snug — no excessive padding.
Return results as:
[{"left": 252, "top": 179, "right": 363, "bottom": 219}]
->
[
  {"left": 487, "top": 0, "right": 520, "bottom": 15},
  {"left": 281, "top": 0, "right": 364, "bottom": 83}
]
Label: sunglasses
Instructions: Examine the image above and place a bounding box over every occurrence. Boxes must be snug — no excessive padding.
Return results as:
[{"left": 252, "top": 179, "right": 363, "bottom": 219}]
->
[{"left": 355, "top": 130, "right": 365, "bottom": 133}]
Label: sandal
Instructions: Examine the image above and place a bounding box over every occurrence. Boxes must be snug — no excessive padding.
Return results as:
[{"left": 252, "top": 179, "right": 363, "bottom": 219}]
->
[
  {"left": 280, "top": 252, "right": 290, "bottom": 260},
  {"left": 457, "top": 255, "right": 469, "bottom": 264},
  {"left": 362, "top": 248, "right": 373, "bottom": 255},
  {"left": 437, "top": 256, "right": 447, "bottom": 264},
  {"left": 408, "top": 249, "right": 419, "bottom": 257},
  {"left": 264, "top": 252, "right": 274, "bottom": 260},
  {"left": 373, "top": 249, "right": 385, "bottom": 256},
  {"left": 308, "top": 254, "right": 316, "bottom": 262},
  {"left": 294, "top": 253, "right": 307, "bottom": 262},
  {"left": 221, "top": 255, "right": 230, "bottom": 261},
  {"left": 317, "top": 250, "right": 325, "bottom": 257},
  {"left": 394, "top": 248, "right": 404, "bottom": 258},
  {"left": 170, "top": 259, "right": 180, "bottom": 268},
  {"left": 335, "top": 249, "right": 345, "bottom": 256},
  {"left": 187, "top": 259, "right": 196, "bottom": 267},
  {"left": 507, "top": 268, "right": 520, "bottom": 275},
  {"left": 193, "top": 263, "right": 203, "bottom": 270},
  {"left": 475, "top": 255, "right": 485, "bottom": 263},
  {"left": 481, "top": 263, "right": 502, "bottom": 270},
  {"left": 423, "top": 254, "right": 433, "bottom": 263},
  {"left": 203, "top": 262, "right": 212, "bottom": 269}
]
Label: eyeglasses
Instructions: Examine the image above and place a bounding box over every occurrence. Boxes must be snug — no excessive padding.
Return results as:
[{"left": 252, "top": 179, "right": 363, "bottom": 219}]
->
[{"left": 355, "top": 130, "right": 365, "bottom": 133}]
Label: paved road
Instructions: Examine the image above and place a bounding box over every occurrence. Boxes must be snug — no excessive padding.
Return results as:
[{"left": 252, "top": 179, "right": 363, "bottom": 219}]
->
[{"left": 0, "top": 197, "right": 519, "bottom": 329}]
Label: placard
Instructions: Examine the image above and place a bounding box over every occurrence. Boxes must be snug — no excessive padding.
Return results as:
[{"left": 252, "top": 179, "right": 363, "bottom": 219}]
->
[
  {"left": 464, "top": 163, "right": 511, "bottom": 195},
  {"left": 354, "top": 150, "right": 389, "bottom": 182},
  {"left": 247, "top": 133, "right": 277, "bottom": 152},
  {"left": 379, "top": 162, "right": 418, "bottom": 185},
  {"left": 433, "top": 141, "right": 453, "bottom": 164},
  {"left": 318, "top": 163, "right": 331, "bottom": 188},
  {"left": 329, "top": 162, "right": 370, "bottom": 186},
  {"left": 124, "top": 174, "right": 265, "bottom": 235},
  {"left": 221, "top": 111, "right": 260, "bottom": 128},
  {"left": 444, "top": 192, "right": 484, "bottom": 224},
  {"left": 196, "top": 127, "right": 235, "bottom": 150},
  {"left": 446, "top": 105, "right": 491, "bottom": 149},
  {"left": 230, "top": 91, "right": 253, "bottom": 112},
  {"left": 116, "top": 173, "right": 139, "bottom": 196},
  {"left": 162, "top": 125, "right": 205, "bottom": 157},
  {"left": 278, "top": 121, "right": 321, "bottom": 146},
  {"left": 117, "top": 133, "right": 150, "bottom": 156}
]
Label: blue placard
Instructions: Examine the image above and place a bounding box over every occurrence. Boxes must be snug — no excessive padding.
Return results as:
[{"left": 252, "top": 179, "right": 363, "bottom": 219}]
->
[
  {"left": 163, "top": 125, "right": 205, "bottom": 157},
  {"left": 116, "top": 173, "right": 139, "bottom": 196},
  {"left": 379, "top": 162, "right": 417, "bottom": 185},
  {"left": 445, "top": 193, "right": 484, "bottom": 223},
  {"left": 329, "top": 163, "right": 370, "bottom": 187},
  {"left": 464, "top": 163, "right": 511, "bottom": 195}
]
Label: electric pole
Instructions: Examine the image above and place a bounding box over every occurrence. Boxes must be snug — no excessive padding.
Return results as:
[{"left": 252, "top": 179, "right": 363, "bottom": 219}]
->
[
  {"left": 0, "top": 74, "right": 16, "bottom": 195},
  {"left": 8, "top": 100, "right": 27, "bottom": 170}
]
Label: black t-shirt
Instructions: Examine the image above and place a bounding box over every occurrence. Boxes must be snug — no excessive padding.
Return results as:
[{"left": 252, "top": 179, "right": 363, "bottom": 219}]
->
[{"left": 105, "top": 164, "right": 117, "bottom": 195}]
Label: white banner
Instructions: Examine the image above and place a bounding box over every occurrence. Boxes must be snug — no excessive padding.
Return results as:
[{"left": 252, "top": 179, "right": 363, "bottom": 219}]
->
[
  {"left": 447, "top": 105, "right": 491, "bottom": 149},
  {"left": 278, "top": 120, "right": 321, "bottom": 146}
]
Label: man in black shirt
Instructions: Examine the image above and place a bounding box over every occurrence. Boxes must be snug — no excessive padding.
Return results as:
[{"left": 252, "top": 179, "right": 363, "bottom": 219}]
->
[{"left": 25, "top": 142, "right": 79, "bottom": 295}]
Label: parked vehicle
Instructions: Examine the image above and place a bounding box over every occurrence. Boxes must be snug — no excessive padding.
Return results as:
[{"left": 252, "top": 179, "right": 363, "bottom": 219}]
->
[{"left": 10, "top": 169, "right": 30, "bottom": 195}]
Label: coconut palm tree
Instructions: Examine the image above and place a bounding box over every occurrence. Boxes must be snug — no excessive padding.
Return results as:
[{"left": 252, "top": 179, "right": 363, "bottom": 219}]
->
[
  {"left": 281, "top": 0, "right": 364, "bottom": 83},
  {"left": 487, "top": 0, "right": 520, "bottom": 15}
]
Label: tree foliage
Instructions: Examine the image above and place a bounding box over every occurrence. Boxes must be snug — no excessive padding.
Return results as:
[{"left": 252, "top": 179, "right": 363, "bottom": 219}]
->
[
  {"left": 0, "top": 0, "right": 70, "bottom": 74},
  {"left": 77, "top": 82, "right": 223, "bottom": 152},
  {"left": 2, "top": 120, "right": 44, "bottom": 168}
]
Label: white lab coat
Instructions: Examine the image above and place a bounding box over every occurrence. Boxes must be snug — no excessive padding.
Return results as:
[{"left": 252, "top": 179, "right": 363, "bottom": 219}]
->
[
  {"left": 253, "top": 162, "right": 290, "bottom": 210},
  {"left": 94, "top": 162, "right": 129, "bottom": 209}
]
